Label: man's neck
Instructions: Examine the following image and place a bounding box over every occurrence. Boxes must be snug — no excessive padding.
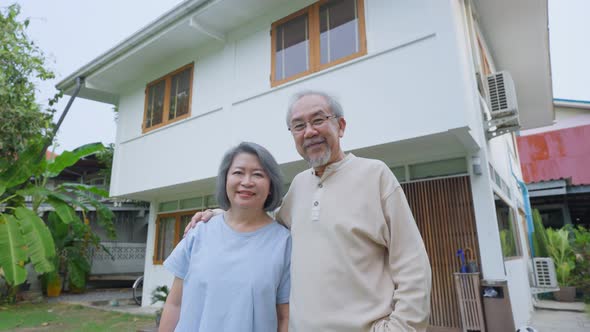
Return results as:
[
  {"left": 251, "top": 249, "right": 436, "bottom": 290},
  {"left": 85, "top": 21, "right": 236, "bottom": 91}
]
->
[{"left": 313, "top": 151, "right": 346, "bottom": 177}]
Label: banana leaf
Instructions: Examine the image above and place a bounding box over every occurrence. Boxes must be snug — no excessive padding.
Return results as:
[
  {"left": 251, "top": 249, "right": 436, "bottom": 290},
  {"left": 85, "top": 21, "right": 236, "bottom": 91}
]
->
[
  {"left": 0, "top": 214, "right": 28, "bottom": 285},
  {"left": 45, "top": 143, "right": 104, "bottom": 178},
  {"left": 14, "top": 207, "right": 55, "bottom": 274}
]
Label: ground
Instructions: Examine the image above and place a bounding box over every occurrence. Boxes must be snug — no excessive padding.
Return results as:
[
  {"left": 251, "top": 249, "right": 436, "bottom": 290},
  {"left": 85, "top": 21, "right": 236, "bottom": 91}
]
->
[
  {"left": 0, "top": 302, "right": 154, "bottom": 332},
  {"left": 529, "top": 307, "right": 590, "bottom": 332}
]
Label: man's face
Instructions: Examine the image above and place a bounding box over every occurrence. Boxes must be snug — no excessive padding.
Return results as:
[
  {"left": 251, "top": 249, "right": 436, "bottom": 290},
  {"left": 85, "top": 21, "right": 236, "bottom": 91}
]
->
[{"left": 289, "top": 94, "right": 346, "bottom": 169}]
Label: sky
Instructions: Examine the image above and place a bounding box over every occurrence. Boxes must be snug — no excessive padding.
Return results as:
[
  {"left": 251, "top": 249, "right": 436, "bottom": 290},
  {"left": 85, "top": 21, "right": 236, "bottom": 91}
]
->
[{"left": 11, "top": 0, "right": 590, "bottom": 153}]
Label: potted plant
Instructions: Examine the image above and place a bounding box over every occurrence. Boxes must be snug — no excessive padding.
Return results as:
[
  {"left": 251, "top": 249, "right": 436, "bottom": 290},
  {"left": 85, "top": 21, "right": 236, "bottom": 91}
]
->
[
  {"left": 546, "top": 228, "right": 576, "bottom": 301},
  {"left": 44, "top": 270, "right": 63, "bottom": 297},
  {"left": 151, "top": 285, "right": 169, "bottom": 327}
]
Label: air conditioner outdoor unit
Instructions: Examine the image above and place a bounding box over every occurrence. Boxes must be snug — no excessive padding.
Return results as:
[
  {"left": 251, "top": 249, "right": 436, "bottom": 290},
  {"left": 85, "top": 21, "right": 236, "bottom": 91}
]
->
[
  {"left": 485, "top": 71, "right": 518, "bottom": 118},
  {"left": 533, "top": 257, "right": 558, "bottom": 289}
]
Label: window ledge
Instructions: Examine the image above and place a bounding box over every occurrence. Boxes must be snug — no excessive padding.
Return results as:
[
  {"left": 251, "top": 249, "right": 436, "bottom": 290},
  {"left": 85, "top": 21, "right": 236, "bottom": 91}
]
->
[
  {"left": 120, "top": 107, "right": 223, "bottom": 145},
  {"left": 233, "top": 32, "right": 436, "bottom": 107}
]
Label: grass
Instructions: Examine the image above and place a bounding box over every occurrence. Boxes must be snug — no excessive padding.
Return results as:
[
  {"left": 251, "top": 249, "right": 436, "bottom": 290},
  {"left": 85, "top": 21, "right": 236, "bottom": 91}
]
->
[{"left": 0, "top": 302, "right": 154, "bottom": 331}]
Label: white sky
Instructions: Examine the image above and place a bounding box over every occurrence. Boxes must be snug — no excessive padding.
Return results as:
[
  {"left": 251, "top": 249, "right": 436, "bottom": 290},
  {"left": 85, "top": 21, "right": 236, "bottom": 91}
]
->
[{"left": 12, "top": 0, "right": 590, "bottom": 153}]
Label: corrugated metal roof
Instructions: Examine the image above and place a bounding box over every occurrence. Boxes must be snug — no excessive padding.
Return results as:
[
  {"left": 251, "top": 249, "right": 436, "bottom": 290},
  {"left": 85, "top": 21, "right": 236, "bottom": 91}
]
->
[{"left": 517, "top": 124, "right": 590, "bottom": 185}]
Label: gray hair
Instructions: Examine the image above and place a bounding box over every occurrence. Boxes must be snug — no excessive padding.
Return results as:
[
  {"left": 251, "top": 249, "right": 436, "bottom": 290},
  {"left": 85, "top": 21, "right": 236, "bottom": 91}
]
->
[
  {"left": 215, "top": 142, "right": 284, "bottom": 212},
  {"left": 286, "top": 90, "right": 344, "bottom": 127}
]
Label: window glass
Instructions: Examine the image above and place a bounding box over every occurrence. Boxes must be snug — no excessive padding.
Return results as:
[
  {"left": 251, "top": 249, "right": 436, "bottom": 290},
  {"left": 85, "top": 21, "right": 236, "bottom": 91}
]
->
[
  {"left": 495, "top": 199, "right": 521, "bottom": 258},
  {"left": 391, "top": 166, "right": 406, "bottom": 182},
  {"left": 180, "top": 197, "right": 203, "bottom": 210},
  {"left": 409, "top": 158, "right": 467, "bottom": 180},
  {"left": 205, "top": 194, "right": 219, "bottom": 208},
  {"left": 320, "top": 0, "right": 359, "bottom": 64},
  {"left": 275, "top": 14, "right": 309, "bottom": 81},
  {"left": 180, "top": 214, "right": 193, "bottom": 235},
  {"left": 271, "top": 0, "right": 365, "bottom": 86},
  {"left": 146, "top": 80, "right": 166, "bottom": 128},
  {"left": 156, "top": 216, "right": 176, "bottom": 261},
  {"left": 169, "top": 68, "right": 192, "bottom": 120},
  {"left": 159, "top": 200, "right": 178, "bottom": 212}
]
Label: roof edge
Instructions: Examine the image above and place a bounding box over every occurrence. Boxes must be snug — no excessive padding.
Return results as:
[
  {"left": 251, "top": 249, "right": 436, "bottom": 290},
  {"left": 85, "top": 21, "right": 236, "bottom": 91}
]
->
[
  {"left": 55, "top": 0, "right": 212, "bottom": 93},
  {"left": 554, "top": 98, "right": 590, "bottom": 110}
]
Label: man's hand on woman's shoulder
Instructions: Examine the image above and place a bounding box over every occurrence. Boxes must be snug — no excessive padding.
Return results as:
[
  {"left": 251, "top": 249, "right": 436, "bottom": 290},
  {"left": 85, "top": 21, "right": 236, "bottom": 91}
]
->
[{"left": 183, "top": 209, "right": 223, "bottom": 237}]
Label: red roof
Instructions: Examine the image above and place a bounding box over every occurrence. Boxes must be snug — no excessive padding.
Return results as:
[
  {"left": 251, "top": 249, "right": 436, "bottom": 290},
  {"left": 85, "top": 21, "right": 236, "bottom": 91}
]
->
[
  {"left": 45, "top": 150, "right": 59, "bottom": 160},
  {"left": 517, "top": 124, "right": 590, "bottom": 185}
]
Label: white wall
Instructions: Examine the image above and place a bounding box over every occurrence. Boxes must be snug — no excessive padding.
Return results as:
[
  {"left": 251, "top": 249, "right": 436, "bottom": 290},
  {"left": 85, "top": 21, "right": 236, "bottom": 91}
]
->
[
  {"left": 110, "top": 0, "right": 478, "bottom": 198},
  {"left": 457, "top": 0, "right": 534, "bottom": 326},
  {"left": 505, "top": 258, "right": 534, "bottom": 327}
]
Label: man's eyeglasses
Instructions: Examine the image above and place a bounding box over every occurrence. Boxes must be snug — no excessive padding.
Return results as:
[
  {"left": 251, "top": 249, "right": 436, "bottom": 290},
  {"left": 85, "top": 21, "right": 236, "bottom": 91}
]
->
[{"left": 288, "top": 115, "right": 338, "bottom": 133}]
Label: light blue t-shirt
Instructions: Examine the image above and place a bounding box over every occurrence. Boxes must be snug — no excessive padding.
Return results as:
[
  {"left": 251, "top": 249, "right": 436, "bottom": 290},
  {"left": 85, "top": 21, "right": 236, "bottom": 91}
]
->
[{"left": 163, "top": 214, "right": 291, "bottom": 332}]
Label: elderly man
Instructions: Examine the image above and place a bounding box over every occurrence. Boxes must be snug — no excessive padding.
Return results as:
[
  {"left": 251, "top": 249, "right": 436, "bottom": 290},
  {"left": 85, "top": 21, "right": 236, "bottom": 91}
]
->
[{"left": 188, "top": 90, "right": 431, "bottom": 331}]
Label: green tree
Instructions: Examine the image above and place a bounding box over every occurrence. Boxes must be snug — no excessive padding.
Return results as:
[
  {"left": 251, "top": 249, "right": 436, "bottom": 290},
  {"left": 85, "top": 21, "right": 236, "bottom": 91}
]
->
[
  {"left": 0, "top": 4, "right": 60, "bottom": 162},
  {"left": 0, "top": 6, "right": 115, "bottom": 295},
  {"left": 532, "top": 209, "right": 549, "bottom": 257},
  {"left": 0, "top": 143, "right": 115, "bottom": 289}
]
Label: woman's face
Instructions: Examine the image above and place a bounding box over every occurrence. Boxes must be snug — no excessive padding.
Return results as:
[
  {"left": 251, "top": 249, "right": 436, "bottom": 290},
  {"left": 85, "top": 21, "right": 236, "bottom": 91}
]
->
[{"left": 226, "top": 153, "right": 271, "bottom": 211}]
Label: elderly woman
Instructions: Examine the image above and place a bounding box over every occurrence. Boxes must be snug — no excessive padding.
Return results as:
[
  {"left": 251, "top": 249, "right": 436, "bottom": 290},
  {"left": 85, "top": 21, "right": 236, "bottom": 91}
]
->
[{"left": 159, "top": 142, "right": 290, "bottom": 332}]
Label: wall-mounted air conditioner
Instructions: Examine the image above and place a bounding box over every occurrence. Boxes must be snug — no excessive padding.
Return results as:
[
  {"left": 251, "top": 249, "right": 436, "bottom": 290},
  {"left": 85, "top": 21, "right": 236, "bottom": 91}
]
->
[
  {"left": 485, "top": 71, "right": 518, "bottom": 118},
  {"left": 533, "top": 257, "right": 558, "bottom": 289},
  {"left": 483, "top": 71, "right": 521, "bottom": 140}
]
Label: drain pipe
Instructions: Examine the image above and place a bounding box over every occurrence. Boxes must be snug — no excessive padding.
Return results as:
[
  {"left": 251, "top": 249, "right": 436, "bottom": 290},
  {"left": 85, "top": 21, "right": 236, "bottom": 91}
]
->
[
  {"left": 509, "top": 154, "right": 537, "bottom": 287},
  {"left": 41, "top": 76, "right": 85, "bottom": 158}
]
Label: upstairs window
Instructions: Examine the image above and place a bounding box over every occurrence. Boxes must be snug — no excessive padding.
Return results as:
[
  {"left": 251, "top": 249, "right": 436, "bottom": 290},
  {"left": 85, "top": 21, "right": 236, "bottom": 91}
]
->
[
  {"left": 271, "top": 0, "right": 366, "bottom": 86},
  {"left": 143, "top": 63, "right": 193, "bottom": 133}
]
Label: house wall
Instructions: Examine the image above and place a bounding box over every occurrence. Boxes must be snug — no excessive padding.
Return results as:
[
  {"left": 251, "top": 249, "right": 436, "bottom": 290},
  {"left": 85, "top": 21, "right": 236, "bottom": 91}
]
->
[
  {"left": 123, "top": 0, "right": 535, "bottom": 327},
  {"left": 110, "top": 0, "right": 478, "bottom": 198},
  {"left": 460, "top": 1, "right": 534, "bottom": 325}
]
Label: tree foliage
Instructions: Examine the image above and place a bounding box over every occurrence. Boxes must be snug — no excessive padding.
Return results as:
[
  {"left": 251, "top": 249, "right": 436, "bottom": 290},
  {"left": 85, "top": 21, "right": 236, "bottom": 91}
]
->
[
  {"left": 0, "top": 143, "right": 115, "bottom": 288},
  {"left": 0, "top": 4, "right": 60, "bottom": 161},
  {"left": 0, "top": 6, "right": 116, "bottom": 291}
]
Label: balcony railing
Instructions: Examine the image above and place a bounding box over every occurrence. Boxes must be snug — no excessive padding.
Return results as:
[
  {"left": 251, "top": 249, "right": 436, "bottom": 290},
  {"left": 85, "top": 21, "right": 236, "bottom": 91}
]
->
[{"left": 90, "top": 242, "right": 145, "bottom": 275}]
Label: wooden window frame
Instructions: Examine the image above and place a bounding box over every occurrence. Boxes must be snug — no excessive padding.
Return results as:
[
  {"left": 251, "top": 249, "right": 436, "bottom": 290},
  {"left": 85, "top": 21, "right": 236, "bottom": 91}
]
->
[
  {"left": 270, "top": 0, "right": 367, "bottom": 87},
  {"left": 153, "top": 209, "right": 199, "bottom": 265},
  {"left": 142, "top": 63, "right": 194, "bottom": 133}
]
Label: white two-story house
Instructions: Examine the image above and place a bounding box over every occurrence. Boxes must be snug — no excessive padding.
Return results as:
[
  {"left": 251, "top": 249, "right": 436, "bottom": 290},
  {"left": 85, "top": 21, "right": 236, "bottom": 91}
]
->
[{"left": 57, "top": 0, "right": 553, "bottom": 330}]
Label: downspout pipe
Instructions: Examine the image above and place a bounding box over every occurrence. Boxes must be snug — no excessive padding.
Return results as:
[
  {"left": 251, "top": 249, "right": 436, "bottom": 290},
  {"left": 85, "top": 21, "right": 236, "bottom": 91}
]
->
[
  {"left": 509, "top": 153, "right": 537, "bottom": 286},
  {"left": 41, "top": 76, "right": 85, "bottom": 158}
]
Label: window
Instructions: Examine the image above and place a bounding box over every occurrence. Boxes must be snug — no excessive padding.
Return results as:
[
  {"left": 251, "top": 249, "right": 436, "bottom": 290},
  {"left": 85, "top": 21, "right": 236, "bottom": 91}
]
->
[
  {"left": 495, "top": 198, "right": 522, "bottom": 258},
  {"left": 409, "top": 158, "right": 468, "bottom": 181},
  {"left": 153, "top": 210, "right": 198, "bottom": 264},
  {"left": 390, "top": 166, "right": 406, "bottom": 183},
  {"left": 271, "top": 0, "right": 366, "bottom": 86},
  {"left": 143, "top": 63, "right": 194, "bottom": 132}
]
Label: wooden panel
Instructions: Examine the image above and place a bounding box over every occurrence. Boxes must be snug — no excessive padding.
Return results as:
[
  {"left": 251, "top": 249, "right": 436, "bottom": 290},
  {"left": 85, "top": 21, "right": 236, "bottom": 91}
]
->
[{"left": 402, "top": 176, "right": 481, "bottom": 330}]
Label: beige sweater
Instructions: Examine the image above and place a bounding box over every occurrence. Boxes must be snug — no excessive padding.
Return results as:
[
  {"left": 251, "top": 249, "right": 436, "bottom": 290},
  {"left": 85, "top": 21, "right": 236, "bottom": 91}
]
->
[{"left": 278, "top": 154, "right": 431, "bottom": 332}]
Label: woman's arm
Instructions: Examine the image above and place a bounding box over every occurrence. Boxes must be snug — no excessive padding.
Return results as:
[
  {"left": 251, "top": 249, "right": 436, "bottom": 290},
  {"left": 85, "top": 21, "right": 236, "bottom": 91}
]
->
[
  {"left": 158, "top": 277, "right": 183, "bottom": 332},
  {"left": 276, "top": 303, "right": 289, "bottom": 332}
]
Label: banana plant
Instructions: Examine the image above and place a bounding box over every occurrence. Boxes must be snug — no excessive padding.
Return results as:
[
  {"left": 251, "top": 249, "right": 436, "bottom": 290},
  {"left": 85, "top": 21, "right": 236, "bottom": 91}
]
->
[
  {"left": 546, "top": 228, "right": 576, "bottom": 286},
  {"left": 0, "top": 142, "right": 114, "bottom": 286}
]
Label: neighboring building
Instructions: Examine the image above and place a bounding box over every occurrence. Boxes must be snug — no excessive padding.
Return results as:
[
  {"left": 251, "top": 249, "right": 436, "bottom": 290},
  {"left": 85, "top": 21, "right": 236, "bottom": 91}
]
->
[
  {"left": 44, "top": 153, "right": 150, "bottom": 279},
  {"left": 56, "top": 0, "right": 554, "bottom": 330},
  {"left": 517, "top": 99, "right": 590, "bottom": 229}
]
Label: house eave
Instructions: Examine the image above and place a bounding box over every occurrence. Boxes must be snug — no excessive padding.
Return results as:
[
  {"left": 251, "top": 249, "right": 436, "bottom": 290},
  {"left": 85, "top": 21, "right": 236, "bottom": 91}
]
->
[
  {"left": 55, "top": 0, "right": 211, "bottom": 102},
  {"left": 473, "top": 0, "right": 555, "bottom": 130}
]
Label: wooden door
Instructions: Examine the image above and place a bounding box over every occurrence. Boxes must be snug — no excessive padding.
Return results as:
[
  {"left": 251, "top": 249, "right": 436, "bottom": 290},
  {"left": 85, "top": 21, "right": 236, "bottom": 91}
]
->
[{"left": 402, "top": 176, "right": 481, "bottom": 331}]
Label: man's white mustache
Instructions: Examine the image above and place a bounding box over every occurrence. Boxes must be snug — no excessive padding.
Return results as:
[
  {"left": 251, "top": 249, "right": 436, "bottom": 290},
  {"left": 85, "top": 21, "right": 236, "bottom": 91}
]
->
[{"left": 303, "top": 138, "right": 326, "bottom": 149}]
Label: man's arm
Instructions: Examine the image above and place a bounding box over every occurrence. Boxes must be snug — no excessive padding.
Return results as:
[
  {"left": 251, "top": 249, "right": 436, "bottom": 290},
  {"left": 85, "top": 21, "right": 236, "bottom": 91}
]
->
[
  {"left": 377, "top": 186, "right": 432, "bottom": 332},
  {"left": 158, "top": 277, "right": 183, "bottom": 332},
  {"left": 183, "top": 209, "right": 224, "bottom": 237},
  {"left": 276, "top": 303, "right": 289, "bottom": 332}
]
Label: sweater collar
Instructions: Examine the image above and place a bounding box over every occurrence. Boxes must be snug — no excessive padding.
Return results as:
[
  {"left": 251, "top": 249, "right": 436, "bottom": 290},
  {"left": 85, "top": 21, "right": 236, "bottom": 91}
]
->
[{"left": 311, "top": 153, "right": 355, "bottom": 179}]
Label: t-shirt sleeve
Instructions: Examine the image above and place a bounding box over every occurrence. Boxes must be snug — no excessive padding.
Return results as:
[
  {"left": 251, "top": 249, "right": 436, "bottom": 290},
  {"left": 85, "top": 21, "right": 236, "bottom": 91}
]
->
[
  {"left": 163, "top": 225, "right": 200, "bottom": 279},
  {"left": 276, "top": 234, "right": 291, "bottom": 304}
]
